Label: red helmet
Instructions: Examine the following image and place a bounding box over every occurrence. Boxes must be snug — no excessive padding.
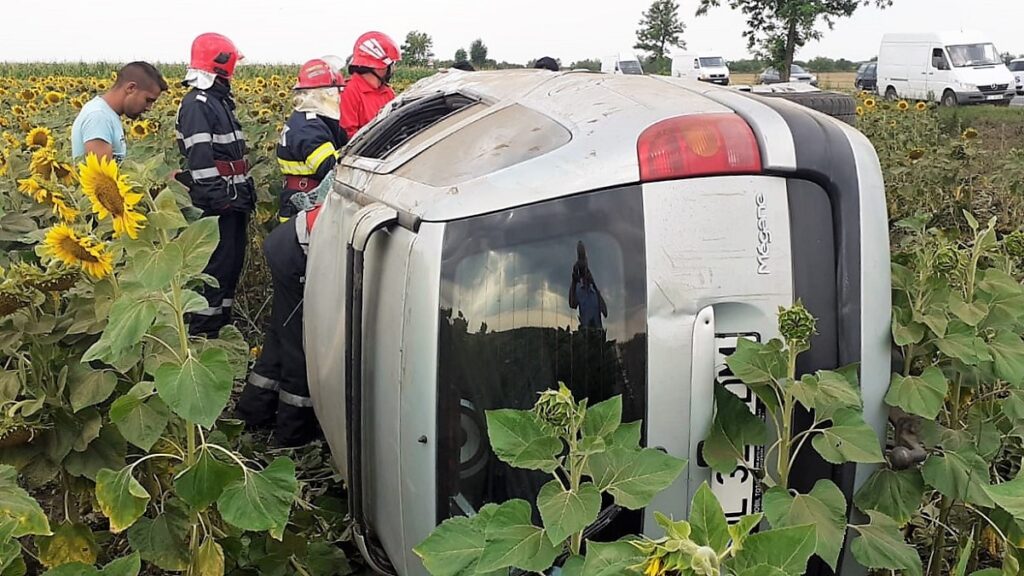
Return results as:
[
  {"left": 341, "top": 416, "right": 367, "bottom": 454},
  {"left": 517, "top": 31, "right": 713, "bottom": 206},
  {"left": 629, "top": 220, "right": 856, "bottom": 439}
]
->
[
  {"left": 350, "top": 31, "right": 402, "bottom": 69},
  {"left": 295, "top": 59, "right": 341, "bottom": 89},
  {"left": 190, "top": 33, "right": 243, "bottom": 79}
]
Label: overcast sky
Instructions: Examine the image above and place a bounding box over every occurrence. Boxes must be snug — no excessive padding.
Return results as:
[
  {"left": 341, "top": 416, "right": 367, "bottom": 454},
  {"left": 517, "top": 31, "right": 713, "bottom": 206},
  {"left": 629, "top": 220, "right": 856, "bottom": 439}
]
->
[{"left": 2, "top": 0, "right": 1021, "bottom": 66}]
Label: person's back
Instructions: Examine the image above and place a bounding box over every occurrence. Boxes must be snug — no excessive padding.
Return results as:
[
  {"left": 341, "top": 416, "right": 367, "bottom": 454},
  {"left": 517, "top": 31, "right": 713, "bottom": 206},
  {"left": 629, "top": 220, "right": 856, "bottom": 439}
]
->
[{"left": 71, "top": 96, "right": 126, "bottom": 163}]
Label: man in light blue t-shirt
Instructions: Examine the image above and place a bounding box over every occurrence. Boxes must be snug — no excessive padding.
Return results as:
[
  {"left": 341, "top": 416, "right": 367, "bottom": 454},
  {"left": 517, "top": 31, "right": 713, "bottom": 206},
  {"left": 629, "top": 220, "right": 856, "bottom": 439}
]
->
[{"left": 71, "top": 61, "right": 167, "bottom": 163}]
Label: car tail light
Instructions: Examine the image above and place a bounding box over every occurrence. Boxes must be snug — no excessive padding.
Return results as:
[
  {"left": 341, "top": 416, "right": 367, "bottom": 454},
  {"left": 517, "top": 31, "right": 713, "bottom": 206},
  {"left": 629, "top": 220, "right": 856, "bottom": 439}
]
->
[{"left": 637, "top": 113, "right": 762, "bottom": 182}]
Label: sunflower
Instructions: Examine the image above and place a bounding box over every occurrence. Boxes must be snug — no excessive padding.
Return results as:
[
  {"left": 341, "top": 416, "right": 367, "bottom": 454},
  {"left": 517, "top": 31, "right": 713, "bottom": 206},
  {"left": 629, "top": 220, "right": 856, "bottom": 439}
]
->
[
  {"left": 856, "top": 106, "right": 864, "bottom": 116},
  {"left": 643, "top": 556, "right": 665, "bottom": 576},
  {"left": 18, "top": 89, "right": 35, "bottom": 101},
  {"left": 78, "top": 153, "right": 146, "bottom": 239},
  {"left": 129, "top": 121, "right": 149, "bottom": 139},
  {"left": 26, "top": 126, "right": 53, "bottom": 149},
  {"left": 915, "top": 101, "right": 928, "bottom": 111},
  {"left": 889, "top": 120, "right": 898, "bottom": 128},
  {"left": 908, "top": 148, "right": 926, "bottom": 160},
  {"left": 18, "top": 176, "right": 79, "bottom": 221},
  {"left": 897, "top": 100, "right": 909, "bottom": 111},
  {"left": 53, "top": 162, "right": 77, "bottom": 186},
  {"left": 44, "top": 91, "right": 63, "bottom": 105},
  {"left": 962, "top": 128, "right": 979, "bottom": 140},
  {"left": 2, "top": 132, "right": 18, "bottom": 148},
  {"left": 16, "top": 177, "right": 45, "bottom": 202},
  {"left": 30, "top": 147, "right": 57, "bottom": 179},
  {"left": 0, "top": 149, "right": 8, "bottom": 177},
  {"left": 42, "top": 224, "right": 112, "bottom": 279},
  {"left": 864, "top": 98, "right": 877, "bottom": 109}
]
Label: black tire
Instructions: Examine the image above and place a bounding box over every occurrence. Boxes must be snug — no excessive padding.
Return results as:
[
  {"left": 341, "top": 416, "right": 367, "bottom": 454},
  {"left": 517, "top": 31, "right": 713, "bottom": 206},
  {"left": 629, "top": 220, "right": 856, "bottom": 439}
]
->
[
  {"left": 885, "top": 86, "right": 898, "bottom": 101},
  {"left": 941, "top": 90, "right": 958, "bottom": 107},
  {"left": 757, "top": 90, "right": 858, "bottom": 126}
]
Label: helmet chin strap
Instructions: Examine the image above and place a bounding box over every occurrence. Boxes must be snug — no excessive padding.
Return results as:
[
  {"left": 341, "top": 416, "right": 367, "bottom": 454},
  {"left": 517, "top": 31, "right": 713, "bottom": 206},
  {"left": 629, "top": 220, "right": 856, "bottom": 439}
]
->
[{"left": 371, "top": 66, "right": 392, "bottom": 87}]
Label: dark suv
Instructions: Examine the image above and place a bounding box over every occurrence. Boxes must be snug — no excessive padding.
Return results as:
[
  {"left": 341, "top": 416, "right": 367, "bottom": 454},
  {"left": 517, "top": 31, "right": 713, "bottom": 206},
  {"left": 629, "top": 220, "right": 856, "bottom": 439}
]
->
[{"left": 855, "top": 62, "right": 878, "bottom": 93}]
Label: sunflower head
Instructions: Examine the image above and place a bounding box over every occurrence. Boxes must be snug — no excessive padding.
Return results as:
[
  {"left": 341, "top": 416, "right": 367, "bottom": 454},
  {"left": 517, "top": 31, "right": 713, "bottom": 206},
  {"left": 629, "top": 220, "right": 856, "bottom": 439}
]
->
[
  {"left": 30, "top": 147, "right": 57, "bottom": 179},
  {"left": 41, "top": 224, "right": 113, "bottom": 280},
  {"left": 26, "top": 126, "right": 53, "bottom": 149},
  {"left": 78, "top": 153, "right": 146, "bottom": 239},
  {"left": 44, "top": 91, "right": 63, "bottom": 105},
  {"left": 864, "top": 98, "right": 877, "bottom": 109},
  {"left": 0, "top": 148, "right": 8, "bottom": 177},
  {"left": 897, "top": 100, "right": 909, "bottom": 111},
  {"left": 908, "top": 148, "right": 926, "bottom": 160},
  {"left": 915, "top": 101, "right": 928, "bottom": 111},
  {"left": 856, "top": 106, "right": 864, "bottom": 116},
  {"left": 129, "top": 122, "right": 149, "bottom": 139},
  {"left": 963, "top": 128, "right": 979, "bottom": 140}
]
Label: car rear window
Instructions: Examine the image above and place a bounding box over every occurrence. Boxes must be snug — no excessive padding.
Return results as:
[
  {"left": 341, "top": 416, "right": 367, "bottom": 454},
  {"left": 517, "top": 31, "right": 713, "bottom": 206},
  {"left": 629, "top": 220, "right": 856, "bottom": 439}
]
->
[
  {"left": 436, "top": 186, "right": 648, "bottom": 528},
  {"left": 346, "top": 91, "right": 480, "bottom": 159}
]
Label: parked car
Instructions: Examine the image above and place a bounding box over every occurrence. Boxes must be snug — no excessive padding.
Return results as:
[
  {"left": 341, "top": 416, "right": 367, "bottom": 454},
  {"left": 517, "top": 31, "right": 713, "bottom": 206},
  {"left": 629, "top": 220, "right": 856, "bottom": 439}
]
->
[
  {"left": 305, "top": 68, "right": 891, "bottom": 576},
  {"left": 672, "top": 52, "right": 731, "bottom": 85},
  {"left": 758, "top": 64, "right": 818, "bottom": 86},
  {"left": 601, "top": 50, "right": 644, "bottom": 75},
  {"left": 877, "top": 31, "right": 1015, "bottom": 106},
  {"left": 855, "top": 61, "right": 878, "bottom": 92},
  {"left": 1010, "top": 58, "right": 1024, "bottom": 95}
]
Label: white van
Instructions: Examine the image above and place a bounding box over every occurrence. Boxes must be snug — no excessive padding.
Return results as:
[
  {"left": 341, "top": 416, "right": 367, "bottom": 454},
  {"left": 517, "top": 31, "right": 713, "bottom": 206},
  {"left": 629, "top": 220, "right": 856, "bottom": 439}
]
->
[
  {"left": 877, "top": 31, "right": 1015, "bottom": 106},
  {"left": 601, "top": 51, "right": 644, "bottom": 75},
  {"left": 671, "top": 52, "right": 731, "bottom": 85}
]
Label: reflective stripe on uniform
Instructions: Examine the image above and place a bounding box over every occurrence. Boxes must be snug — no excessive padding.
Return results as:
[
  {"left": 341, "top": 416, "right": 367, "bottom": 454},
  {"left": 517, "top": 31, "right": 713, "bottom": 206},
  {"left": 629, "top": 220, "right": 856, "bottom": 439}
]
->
[
  {"left": 295, "top": 210, "right": 311, "bottom": 255},
  {"left": 277, "top": 141, "right": 336, "bottom": 176},
  {"left": 247, "top": 373, "right": 280, "bottom": 391},
  {"left": 176, "top": 130, "right": 246, "bottom": 149},
  {"left": 279, "top": 389, "right": 314, "bottom": 408},
  {"left": 227, "top": 174, "right": 248, "bottom": 185},
  {"left": 191, "top": 306, "right": 222, "bottom": 316},
  {"left": 222, "top": 298, "right": 234, "bottom": 307},
  {"left": 190, "top": 167, "right": 221, "bottom": 180}
]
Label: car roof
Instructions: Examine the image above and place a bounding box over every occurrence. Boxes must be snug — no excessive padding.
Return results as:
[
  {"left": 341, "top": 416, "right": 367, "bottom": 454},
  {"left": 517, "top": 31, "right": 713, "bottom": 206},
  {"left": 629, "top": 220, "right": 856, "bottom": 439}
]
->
[{"left": 335, "top": 69, "right": 737, "bottom": 222}]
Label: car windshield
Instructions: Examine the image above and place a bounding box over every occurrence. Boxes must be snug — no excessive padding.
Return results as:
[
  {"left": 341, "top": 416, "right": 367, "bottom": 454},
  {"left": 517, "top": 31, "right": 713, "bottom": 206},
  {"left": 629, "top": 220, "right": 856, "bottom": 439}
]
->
[
  {"left": 699, "top": 57, "right": 726, "bottom": 67},
  {"left": 791, "top": 65, "right": 809, "bottom": 74},
  {"left": 946, "top": 43, "right": 1002, "bottom": 67},
  {"left": 1010, "top": 61, "right": 1024, "bottom": 72},
  {"left": 619, "top": 60, "right": 644, "bottom": 75}
]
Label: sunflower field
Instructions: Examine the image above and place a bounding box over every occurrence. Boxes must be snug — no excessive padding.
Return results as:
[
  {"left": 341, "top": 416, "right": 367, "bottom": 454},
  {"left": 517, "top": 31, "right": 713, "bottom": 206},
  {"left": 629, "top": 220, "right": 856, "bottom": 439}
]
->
[{"left": 0, "top": 64, "right": 433, "bottom": 576}]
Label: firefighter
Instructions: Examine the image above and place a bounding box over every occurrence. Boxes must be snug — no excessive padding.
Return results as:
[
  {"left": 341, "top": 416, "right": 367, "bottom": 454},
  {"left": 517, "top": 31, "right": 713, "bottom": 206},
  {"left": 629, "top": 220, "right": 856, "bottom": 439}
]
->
[
  {"left": 175, "top": 32, "right": 255, "bottom": 338},
  {"left": 235, "top": 60, "right": 348, "bottom": 447},
  {"left": 339, "top": 31, "right": 402, "bottom": 139},
  {"left": 235, "top": 202, "right": 325, "bottom": 447},
  {"left": 274, "top": 59, "right": 347, "bottom": 221}
]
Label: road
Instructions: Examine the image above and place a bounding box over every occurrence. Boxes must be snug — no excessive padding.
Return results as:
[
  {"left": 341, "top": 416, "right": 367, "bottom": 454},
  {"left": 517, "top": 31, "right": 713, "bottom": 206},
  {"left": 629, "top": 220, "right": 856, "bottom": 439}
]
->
[{"left": 1014, "top": 95, "right": 1024, "bottom": 107}]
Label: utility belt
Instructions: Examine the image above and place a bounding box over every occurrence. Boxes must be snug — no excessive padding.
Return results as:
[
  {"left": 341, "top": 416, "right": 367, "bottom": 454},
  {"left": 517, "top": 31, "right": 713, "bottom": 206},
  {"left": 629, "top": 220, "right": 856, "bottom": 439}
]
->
[
  {"left": 215, "top": 159, "right": 250, "bottom": 177},
  {"left": 283, "top": 175, "right": 321, "bottom": 191}
]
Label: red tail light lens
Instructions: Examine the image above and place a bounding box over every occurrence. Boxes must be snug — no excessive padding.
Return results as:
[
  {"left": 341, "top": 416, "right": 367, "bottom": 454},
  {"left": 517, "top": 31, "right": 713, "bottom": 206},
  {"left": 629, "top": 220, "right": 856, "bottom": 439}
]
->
[{"left": 637, "top": 113, "right": 762, "bottom": 182}]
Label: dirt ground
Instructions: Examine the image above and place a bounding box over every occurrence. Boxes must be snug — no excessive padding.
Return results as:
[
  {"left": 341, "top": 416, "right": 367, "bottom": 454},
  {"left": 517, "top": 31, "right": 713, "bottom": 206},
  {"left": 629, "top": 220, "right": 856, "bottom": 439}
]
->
[{"left": 731, "top": 71, "right": 857, "bottom": 91}]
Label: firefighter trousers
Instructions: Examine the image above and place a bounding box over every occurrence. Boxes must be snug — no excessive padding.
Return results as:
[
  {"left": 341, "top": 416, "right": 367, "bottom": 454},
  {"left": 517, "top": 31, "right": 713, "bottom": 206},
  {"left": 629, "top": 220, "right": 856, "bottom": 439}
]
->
[
  {"left": 235, "top": 220, "right": 319, "bottom": 447},
  {"left": 187, "top": 210, "right": 249, "bottom": 338}
]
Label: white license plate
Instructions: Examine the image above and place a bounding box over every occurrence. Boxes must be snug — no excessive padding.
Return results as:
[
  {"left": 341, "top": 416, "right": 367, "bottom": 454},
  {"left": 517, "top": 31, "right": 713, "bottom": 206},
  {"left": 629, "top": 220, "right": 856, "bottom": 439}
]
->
[
  {"left": 987, "top": 94, "right": 1005, "bottom": 101},
  {"left": 707, "top": 333, "right": 766, "bottom": 523}
]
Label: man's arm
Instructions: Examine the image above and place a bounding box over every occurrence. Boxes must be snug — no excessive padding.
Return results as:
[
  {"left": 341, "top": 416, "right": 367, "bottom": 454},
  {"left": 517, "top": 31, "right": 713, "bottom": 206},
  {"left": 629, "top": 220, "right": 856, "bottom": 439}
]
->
[{"left": 83, "top": 139, "right": 113, "bottom": 162}]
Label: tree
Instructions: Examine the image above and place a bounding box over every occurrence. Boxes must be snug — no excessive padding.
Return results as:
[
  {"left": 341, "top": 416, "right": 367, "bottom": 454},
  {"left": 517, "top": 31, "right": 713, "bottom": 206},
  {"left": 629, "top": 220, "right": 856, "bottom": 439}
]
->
[
  {"left": 634, "top": 0, "right": 686, "bottom": 74},
  {"left": 401, "top": 31, "right": 434, "bottom": 66},
  {"left": 569, "top": 59, "right": 602, "bottom": 71},
  {"left": 696, "top": 0, "right": 893, "bottom": 81},
  {"left": 454, "top": 48, "right": 468, "bottom": 64},
  {"left": 469, "top": 39, "right": 489, "bottom": 68}
]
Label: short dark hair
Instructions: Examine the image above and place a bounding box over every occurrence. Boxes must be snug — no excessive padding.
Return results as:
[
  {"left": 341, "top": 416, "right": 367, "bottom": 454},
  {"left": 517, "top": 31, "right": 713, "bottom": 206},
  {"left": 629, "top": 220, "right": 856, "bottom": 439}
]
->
[
  {"left": 115, "top": 61, "right": 168, "bottom": 92},
  {"left": 534, "top": 57, "right": 559, "bottom": 72}
]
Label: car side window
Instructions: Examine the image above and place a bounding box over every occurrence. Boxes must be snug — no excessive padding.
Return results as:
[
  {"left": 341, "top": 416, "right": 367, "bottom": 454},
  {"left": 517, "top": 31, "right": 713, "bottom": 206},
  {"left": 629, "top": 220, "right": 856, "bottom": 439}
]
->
[{"left": 932, "top": 48, "right": 950, "bottom": 70}]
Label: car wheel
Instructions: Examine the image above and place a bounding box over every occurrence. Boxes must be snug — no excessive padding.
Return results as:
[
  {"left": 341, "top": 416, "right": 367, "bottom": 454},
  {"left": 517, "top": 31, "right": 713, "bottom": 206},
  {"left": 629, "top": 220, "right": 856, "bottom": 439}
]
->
[
  {"left": 885, "top": 87, "right": 898, "bottom": 101},
  {"left": 756, "top": 90, "right": 858, "bottom": 126},
  {"left": 941, "top": 90, "right": 958, "bottom": 107}
]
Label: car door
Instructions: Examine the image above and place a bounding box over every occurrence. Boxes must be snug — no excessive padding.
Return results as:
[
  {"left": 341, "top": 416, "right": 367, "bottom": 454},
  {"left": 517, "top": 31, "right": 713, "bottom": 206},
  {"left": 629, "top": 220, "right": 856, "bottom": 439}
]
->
[{"left": 926, "top": 46, "right": 953, "bottom": 101}]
